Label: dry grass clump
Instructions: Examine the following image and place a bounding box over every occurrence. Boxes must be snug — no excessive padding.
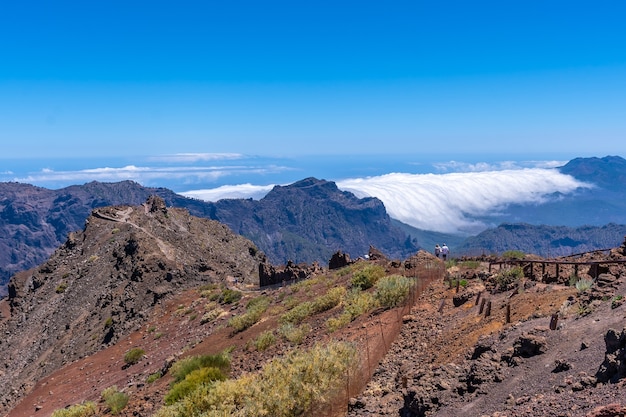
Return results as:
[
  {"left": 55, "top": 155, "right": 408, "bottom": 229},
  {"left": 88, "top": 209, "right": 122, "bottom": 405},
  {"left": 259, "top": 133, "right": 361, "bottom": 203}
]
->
[
  {"left": 228, "top": 295, "right": 271, "bottom": 333},
  {"left": 154, "top": 341, "right": 357, "bottom": 417},
  {"left": 101, "top": 386, "right": 129, "bottom": 414},
  {"left": 280, "top": 287, "right": 345, "bottom": 325},
  {"left": 51, "top": 402, "right": 97, "bottom": 417}
]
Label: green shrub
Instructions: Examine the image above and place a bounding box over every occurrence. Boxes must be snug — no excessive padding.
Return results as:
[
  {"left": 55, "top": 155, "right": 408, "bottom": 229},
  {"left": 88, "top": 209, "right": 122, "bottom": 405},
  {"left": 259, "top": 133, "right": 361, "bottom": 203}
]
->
[
  {"left": 344, "top": 288, "right": 376, "bottom": 319},
  {"left": 51, "top": 402, "right": 97, "bottom": 417},
  {"left": 611, "top": 295, "right": 624, "bottom": 309},
  {"left": 280, "top": 287, "right": 345, "bottom": 325},
  {"left": 101, "top": 386, "right": 128, "bottom": 415},
  {"left": 123, "top": 348, "right": 145, "bottom": 365},
  {"left": 154, "top": 341, "right": 357, "bottom": 417},
  {"left": 253, "top": 330, "right": 276, "bottom": 351},
  {"left": 494, "top": 266, "right": 524, "bottom": 291},
  {"left": 200, "top": 308, "right": 223, "bottom": 325},
  {"left": 575, "top": 277, "right": 594, "bottom": 292},
  {"left": 164, "top": 366, "right": 227, "bottom": 405},
  {"left": 55, "top": 282, "right": 68, "bottom": 293},
  {"left": 147, "top": 371, "right": 162, "bottom": 383},
  {"left": 282, "top": 295, "right": 300, "bottom": 309},
  {"left": 219, "top": 288, "right": 242, "bottom": 304},
  {"left": 502, "top": 250, "right": 525, "bottom": 260},
  {"left": 351, "top": 264, "right": 386, "bottom": 290},
  {"left": 228, "top": 296, "right": 270, "bottom": 333},
  {"left": 278, "top": 323, "right": 311, "bottom": 345},
  {"left": 460, "top": 260, "right": 480, "bottom": 269},
  {"left": 374, "top": 275, "right": 412, "bottom": 309},
  {"left": 170, "top": 352, "right": 230, "bottom": 383},
  {"left": 326, "top": 312, "right": 352, "bottom": 333}
]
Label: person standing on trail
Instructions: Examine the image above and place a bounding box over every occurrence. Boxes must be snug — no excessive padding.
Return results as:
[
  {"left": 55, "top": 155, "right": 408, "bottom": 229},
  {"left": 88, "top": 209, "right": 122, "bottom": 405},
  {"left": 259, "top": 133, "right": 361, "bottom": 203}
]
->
[
  {"left": 441, "top": 243, "right": 449, "bottom": 261},
  {"left": 434, "top": 244, "right": 441, "bottom": 258}
]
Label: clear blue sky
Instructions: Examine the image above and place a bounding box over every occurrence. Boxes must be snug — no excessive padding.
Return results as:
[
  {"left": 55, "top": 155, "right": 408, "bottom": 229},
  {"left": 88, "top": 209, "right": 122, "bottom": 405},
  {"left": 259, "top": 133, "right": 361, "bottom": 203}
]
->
[{"left": 1, "top": 0, "right": 625, "bottom": 159}]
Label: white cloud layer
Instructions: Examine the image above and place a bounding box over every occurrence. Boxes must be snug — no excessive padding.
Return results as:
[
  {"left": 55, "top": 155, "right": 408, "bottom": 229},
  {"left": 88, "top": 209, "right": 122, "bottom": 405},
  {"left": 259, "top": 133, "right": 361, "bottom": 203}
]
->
[
  {"left": 336, "top": 169, "right": 591, "bottom": 234},
  {"left": 181, "top": 184, "right": 275, "bottom": 201},
  {"left": 181, "top": 168, "right": 591, "bottom": 235},
  {"left": 11, "top": 164, "right": 290, "bottom": 187}
]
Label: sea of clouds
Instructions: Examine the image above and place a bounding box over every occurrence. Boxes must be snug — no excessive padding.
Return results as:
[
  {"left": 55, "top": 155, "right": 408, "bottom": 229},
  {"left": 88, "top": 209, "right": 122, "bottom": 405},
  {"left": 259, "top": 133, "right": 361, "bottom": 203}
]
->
[
  {"left": 3, "top": 154, "right": 591, "bottom": 235},
  {"left": 183, "top": 168, "right": 591, "bottom": 235}
]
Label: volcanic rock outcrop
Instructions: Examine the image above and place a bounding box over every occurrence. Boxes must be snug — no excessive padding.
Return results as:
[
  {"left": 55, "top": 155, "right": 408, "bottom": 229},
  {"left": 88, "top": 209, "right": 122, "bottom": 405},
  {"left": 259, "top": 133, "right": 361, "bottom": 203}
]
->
[{"left": 0, "top": 196, "right": 264, "bottom": 413}]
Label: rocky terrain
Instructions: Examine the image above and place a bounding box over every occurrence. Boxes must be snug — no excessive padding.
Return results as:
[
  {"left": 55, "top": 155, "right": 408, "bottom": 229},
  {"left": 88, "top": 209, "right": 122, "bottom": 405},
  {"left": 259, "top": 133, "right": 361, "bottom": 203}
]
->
[
  {"left": 0, "top": 196, "right": 265, "bottom": 414},
  {"left": 1, "top": 196, "right": 626, "bottom": 417},
  {"left": 0, "top": 178, "right": 418, "bottom": 295},
  {"left": 348, "top": 242, "right": 626, "bottom": 417}
]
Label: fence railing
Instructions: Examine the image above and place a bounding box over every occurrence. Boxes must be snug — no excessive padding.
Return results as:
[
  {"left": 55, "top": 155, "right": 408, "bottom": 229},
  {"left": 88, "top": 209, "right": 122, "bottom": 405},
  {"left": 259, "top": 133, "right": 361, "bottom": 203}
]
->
[{"left": 311, "top": 260, "right": 446, "bottom": 417}]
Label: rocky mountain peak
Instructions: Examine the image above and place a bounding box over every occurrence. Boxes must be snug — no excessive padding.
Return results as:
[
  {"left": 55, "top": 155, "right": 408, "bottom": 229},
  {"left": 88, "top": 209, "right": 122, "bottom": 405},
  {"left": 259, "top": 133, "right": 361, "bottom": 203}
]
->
[{"left": 0, "top": 197, "right": 264, "bottom": 412}]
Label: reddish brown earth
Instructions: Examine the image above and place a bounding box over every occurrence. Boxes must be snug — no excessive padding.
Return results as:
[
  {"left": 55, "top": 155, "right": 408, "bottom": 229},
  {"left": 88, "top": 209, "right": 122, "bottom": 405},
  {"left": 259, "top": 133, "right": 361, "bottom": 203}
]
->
[{"left": 4, "top": 230, "right": 626, "bottom": 417}]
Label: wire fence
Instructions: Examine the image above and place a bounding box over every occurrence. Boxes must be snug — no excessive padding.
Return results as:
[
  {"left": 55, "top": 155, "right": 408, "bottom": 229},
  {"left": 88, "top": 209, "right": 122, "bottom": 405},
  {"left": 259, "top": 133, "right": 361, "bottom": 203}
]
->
[{"left": 309, "top": 260, "right": 446, "bottom": 417}]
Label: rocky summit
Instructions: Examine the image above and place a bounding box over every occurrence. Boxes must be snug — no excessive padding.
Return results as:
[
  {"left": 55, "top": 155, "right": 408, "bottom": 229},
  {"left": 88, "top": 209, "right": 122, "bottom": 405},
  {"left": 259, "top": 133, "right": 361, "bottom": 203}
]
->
[{"left": 0, "top": 196, "right": 264, "bottom": 414}]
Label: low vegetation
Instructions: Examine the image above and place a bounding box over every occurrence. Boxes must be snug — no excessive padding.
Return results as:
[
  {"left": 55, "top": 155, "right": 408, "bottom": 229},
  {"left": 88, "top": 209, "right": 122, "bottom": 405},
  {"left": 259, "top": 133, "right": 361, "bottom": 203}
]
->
[
  {"left": 280, "top": 287, "right": 345, "bottom": 325},
  {"left": 101, "top": 386, "right": 129, "bottom": 414},
  {"left": 374, "top": 274, "right": 413, "bottom": 308},
  {"left": 155, "top": 341, "right": 357, "bottom": 417},
  {"left": 228, "top": 295, "right": 270, "bottom": 333},
  {"left": 351, "top": 264, "right": 386, "bottom": 290},
  {"left": 502, "top": 250, "right": 525, "bottom": 260},
  {"left": 164, "top": 351, "right": 231, "bottom": 405},
  {"left": 51, "top": 402, "right": 97, "bottom": 417},
  {"left": 123, "top": 348, "right": 145, "bottom": 365},
  {"left": 494, "top": 266, "right": 524, "bottom": 291}
]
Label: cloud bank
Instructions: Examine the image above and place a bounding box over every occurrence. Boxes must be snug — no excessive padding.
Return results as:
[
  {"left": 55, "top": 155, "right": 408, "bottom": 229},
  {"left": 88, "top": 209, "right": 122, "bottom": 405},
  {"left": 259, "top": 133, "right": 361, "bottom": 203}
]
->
[
  {"left": 336, "top": 169, "right": 591, "bottom": 234},
  {"left": 183, "top": 168, "right": 591, "bottom": 235},
  {"left": 182, "top": 184, "right": 275, "bottom": 201}
]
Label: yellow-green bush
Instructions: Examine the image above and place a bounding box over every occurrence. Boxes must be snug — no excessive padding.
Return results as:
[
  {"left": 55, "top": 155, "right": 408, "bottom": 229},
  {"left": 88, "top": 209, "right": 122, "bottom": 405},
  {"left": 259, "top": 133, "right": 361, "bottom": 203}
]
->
[
  {"left": 154, "top": 341, "right": 357, "bottom": 417},
  {"left": 170, "top": 352, "right": 230, "bottom": 383},
  {"left": 228, "top": 296, "right": 270, "bottom": 333},
  {"left": 164, "top": 366, "right": 227, "bottom": 405},
  {"left": 351, "top": 264, "right": 386, "bottom": 290},
  {"left": 101, "top": 386, "right": 129, "bottom": 415},
  {"left": 327, "top": 288, "right": 377, "bottom": 332},
  {"left": 279, "top": 323, "right": 311, "bottom": 345},
  {"left": 494, "top": 266, "right": 524, "bottom": 291},
  {"left": 253, "top": 330, "right": 276, "bottom": 351},
  {"left": 374, "top": 274, "right": 412, "bottom": 309},
  {"left": 51, "top": 402, "right": 97, "bottom": 417},
  {"left": 280, "top": 287, "right": 345, "bottom": 324},
  {"left": 123, "top": 347, "right": 145, "bottom": 365}
]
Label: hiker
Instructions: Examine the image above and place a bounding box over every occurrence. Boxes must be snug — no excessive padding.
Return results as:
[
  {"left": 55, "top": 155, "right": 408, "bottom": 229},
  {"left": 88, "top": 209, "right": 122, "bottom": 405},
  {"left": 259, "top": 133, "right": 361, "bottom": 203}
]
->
[
  {"left": 441, "top": 243, "right": 449, "bottom": 261},
  {"left": 434, "top": 244, "right": 441, "bottom": 258}
]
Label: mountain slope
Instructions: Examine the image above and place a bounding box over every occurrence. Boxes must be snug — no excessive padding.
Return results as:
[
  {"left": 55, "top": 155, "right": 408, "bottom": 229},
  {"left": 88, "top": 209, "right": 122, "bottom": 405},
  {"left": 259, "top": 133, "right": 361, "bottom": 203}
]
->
[
  {"left": 207, "top": 177, "right": 419, "bottom": 264},
  {"left": 455, "top": 222, "right": 626, "bottom": 257},
  {"left": 0, "top": 178, "right": 418, "bottom": 295},
  {"left": 0, "top": 196, "right": 264, "bottom": 414}
]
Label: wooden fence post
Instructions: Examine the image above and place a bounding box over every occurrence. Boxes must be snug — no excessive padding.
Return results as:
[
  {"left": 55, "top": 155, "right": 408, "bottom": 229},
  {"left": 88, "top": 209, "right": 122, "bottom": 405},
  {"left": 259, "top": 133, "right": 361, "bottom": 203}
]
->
[
  {"left": 549, "top": 313, "right": 558, "bottom": 330},
  {"left": 479, "top": 298, "right": 486, "bottom": 314},
  {"left": 484, "top": 300, "right": 492, "bottom": 317}
]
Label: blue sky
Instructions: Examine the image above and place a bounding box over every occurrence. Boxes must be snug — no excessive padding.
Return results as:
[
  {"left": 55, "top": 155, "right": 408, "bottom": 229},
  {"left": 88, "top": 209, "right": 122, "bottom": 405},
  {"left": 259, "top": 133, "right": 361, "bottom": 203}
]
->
[
  {"left": 0, "top": 1, "right": 624, "bottom": 234},
  {"left": 1, "top": 1, "right": 625, "bottom": 158}
]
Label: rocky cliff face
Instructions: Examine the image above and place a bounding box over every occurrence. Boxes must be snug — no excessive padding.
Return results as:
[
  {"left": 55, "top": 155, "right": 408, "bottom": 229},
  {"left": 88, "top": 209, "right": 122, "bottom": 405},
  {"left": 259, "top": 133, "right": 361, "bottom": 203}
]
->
[
  {"left": 0, "top": 196, "right": 264, "bottom": 413},
  {"left": 206, "top": 177, "right": 419, "bottom": 265},
  {"left": 0, "top": 178, "right": 418, "bottom": 295}
]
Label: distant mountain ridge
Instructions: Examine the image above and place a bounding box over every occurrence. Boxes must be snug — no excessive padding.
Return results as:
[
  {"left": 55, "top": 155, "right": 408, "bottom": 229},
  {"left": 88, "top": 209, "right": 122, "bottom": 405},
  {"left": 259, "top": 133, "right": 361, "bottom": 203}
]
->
[
  {"left": 455, "top": 223, "right": 626, "bottom": 257},
  {"left": 3, "top": 155, "right": 626, "bottom": 296},
  {"left": 0, "top": 178, "right": 418, "bottom": 295}
]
